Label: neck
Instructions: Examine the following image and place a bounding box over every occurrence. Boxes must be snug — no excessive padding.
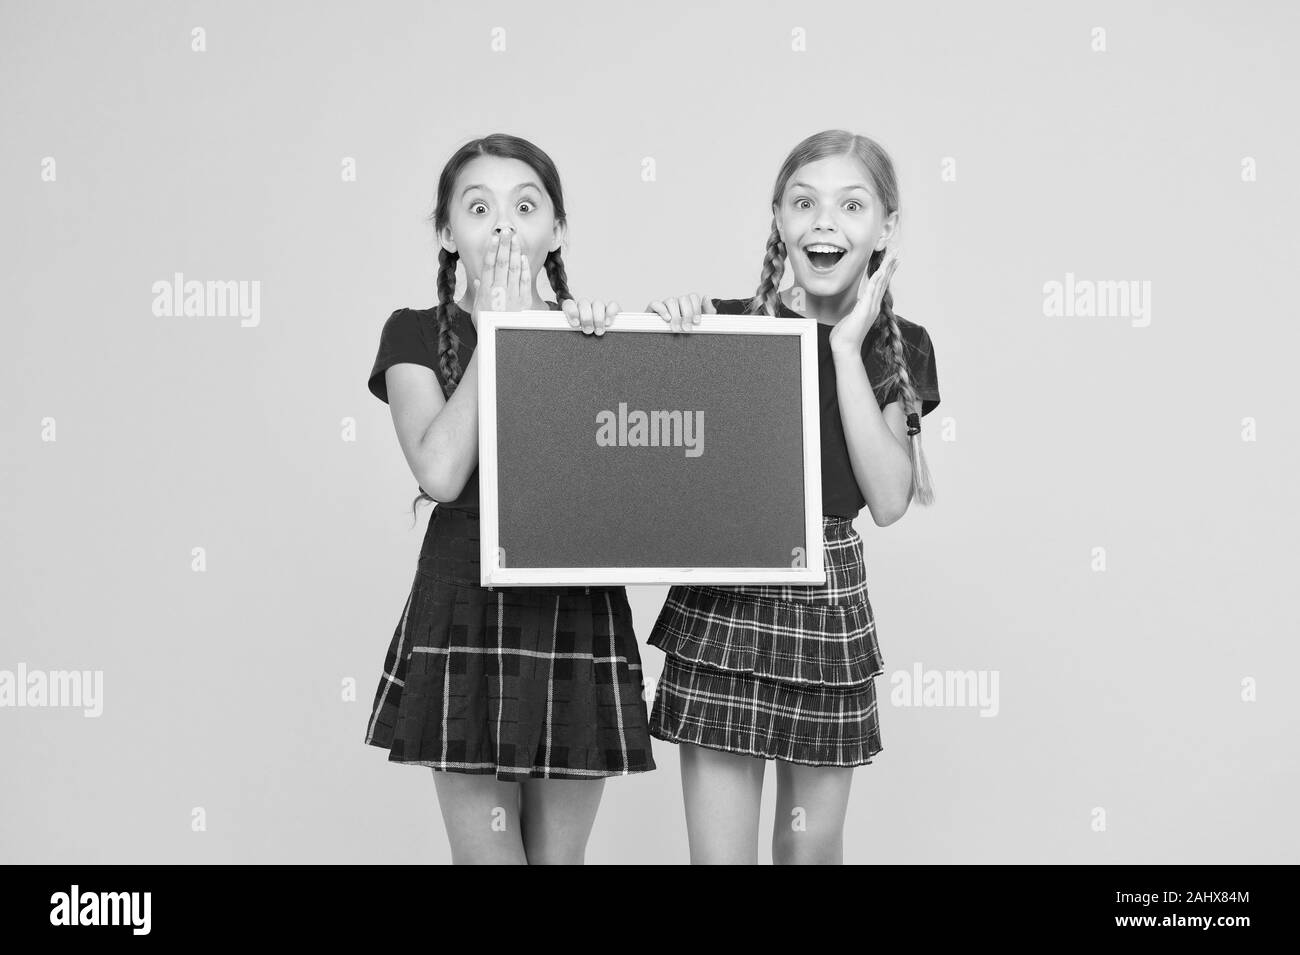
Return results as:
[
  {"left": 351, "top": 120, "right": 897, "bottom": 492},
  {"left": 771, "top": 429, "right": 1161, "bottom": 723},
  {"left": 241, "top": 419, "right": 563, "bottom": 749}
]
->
[{"left": 780, "top": 286, "right": 857, "bottom": 325}]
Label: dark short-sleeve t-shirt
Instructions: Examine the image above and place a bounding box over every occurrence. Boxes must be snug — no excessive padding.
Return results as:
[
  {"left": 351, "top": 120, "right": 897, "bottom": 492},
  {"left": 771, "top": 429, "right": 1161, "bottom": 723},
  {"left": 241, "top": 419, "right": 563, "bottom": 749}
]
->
[
  {"left": 710, "top": 297, "right": 941, "bottom": 519},
  {"left": 367, "top": 300, "right": 563, "bottom": 514}
]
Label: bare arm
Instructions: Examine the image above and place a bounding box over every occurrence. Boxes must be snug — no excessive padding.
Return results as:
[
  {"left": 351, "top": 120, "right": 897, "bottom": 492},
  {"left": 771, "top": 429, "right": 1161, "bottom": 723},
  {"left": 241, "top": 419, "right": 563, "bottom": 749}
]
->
[
  {"left": 832, "top": 347, "right": 913, "bottom": 526},
  {"left": 380, "top": 227, "right": 529, "bottom": 501},
  {"left": 826, "top": 247, "right": 914, "bottom": 526},
  {"left": 384, "top": 351, "right": 480, "bottom": 502}
]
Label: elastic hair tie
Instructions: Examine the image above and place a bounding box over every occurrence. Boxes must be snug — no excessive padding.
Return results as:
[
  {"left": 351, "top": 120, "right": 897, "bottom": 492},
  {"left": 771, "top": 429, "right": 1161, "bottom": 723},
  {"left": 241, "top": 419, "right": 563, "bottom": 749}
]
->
[{"left": 906, "top": 412, "right": 921, "bottom": 436}]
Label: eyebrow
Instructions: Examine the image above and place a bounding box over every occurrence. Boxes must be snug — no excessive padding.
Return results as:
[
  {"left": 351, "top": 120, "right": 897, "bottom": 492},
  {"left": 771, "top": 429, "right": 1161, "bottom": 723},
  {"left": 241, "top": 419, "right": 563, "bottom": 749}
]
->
[
  {"left": 789, "top": 180, "right": 873, "bottom": 195},
  {"left": 459, "top": 181, "right": 544, "bottom": 200}
]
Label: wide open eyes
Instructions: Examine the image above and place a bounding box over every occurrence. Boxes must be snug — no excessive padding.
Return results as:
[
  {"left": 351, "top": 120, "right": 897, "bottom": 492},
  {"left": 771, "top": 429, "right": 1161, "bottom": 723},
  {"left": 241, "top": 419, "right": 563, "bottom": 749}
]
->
[
  {"left": 792, "top": 196, "right": 865, "bottom": 214},
  {"left": 467, "top": 197, "right": 537, "bottom": 216}
]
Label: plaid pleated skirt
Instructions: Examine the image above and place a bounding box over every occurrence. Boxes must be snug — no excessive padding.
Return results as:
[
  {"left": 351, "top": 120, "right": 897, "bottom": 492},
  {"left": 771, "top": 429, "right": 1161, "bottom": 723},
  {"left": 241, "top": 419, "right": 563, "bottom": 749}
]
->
[
  {"left": 364, "top": 506, "right": 656, "bottom": 781},
  {"left": 647, "top": 515, "right": 885, "bottom": 767}
]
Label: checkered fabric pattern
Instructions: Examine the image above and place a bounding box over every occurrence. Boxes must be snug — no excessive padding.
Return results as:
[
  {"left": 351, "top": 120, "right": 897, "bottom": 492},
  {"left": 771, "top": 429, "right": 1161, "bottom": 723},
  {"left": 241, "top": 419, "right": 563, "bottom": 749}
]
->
[
  {"left": 647, "top": 516, "right": 885, "bottom": 767},
  {"left": 364, "top": 508, "right": 656, "bottom": 781}
]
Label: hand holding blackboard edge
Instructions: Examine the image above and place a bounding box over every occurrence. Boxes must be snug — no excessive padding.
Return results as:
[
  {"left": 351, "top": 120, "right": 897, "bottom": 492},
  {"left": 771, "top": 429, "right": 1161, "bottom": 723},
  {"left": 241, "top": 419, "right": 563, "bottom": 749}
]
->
[
  {"left": 563, "top": 298, "right": 621, "bottom": 336},
  {"left": 646, "top": 292, "right": 718, "bottom": 332}
]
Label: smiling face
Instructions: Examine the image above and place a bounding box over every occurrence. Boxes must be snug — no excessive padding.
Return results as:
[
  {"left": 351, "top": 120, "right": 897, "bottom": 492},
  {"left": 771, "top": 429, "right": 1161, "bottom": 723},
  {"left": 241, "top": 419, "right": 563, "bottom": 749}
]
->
[
  {"left": 775, "top": 153, "right": 898, "bottom": 302},
  {"left": 439, "top": 155, "right": 564, "bottom": 297}
]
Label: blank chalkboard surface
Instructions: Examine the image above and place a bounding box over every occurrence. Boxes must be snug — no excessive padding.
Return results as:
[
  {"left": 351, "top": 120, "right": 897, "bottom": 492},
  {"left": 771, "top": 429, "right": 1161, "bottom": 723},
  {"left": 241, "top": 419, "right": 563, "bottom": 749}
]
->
[{"left": 477, "top": 311, "right": 823, "bottom": 586}]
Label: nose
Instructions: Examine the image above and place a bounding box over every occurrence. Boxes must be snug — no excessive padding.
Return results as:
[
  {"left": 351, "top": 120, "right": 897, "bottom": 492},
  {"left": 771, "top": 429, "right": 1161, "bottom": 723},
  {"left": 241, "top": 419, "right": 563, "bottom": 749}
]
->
[
  {"left": 492, "top": 223, "right": 517, "bottom": 236},
  {"left": 812, "top": 209, "right": 836, "bottom": 232}
]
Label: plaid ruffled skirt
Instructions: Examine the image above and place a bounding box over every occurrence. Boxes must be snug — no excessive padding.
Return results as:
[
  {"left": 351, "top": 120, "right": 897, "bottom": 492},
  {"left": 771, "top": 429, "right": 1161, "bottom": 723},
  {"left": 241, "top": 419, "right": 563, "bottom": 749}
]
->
[
  {"left": 364, "top": 506, "right": 656, "bottom": 781},
  {"left": 647, "top": 515, "right": 884, "bottom": 767}
]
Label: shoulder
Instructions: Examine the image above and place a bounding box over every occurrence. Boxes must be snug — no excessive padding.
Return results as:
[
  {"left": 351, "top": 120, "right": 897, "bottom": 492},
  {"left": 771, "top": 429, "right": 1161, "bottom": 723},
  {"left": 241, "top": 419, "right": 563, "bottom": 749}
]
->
[
  {"left": 378, "top": 305, "right": 425, "bottom": 340},
  {"left": 898, "top": 313, "right": 934, "bottom": 347},
  {"left": 369, "top": 306, "right": 450, "bottom": 403},
  {"left": 866, "top": 312, "right": 935, "bottom": 357},
  {"left": 386, "top": 304, "right": 439, "bottom": 333},
  {"left": 708, "top": 297, "right": 757, "bottom": 315},
  {"left": 379, "top": 304, "right": 461, "bottom": 349},
  {"left": 881, "top": 311, "right": 930, "bottom": 342},
  {"left": 865, "top": 312, "right": 940, "bottom": 411}
]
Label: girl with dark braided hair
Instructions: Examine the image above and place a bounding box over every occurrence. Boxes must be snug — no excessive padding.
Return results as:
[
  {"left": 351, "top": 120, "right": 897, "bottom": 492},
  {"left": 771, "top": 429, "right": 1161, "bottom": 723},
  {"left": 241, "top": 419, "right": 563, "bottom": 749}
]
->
[
  {"left": 362, "top": 135, "right": 653, "bottom": 864},
  {"left": 644, "top": 129, "right": 942, "bottom": 864}
]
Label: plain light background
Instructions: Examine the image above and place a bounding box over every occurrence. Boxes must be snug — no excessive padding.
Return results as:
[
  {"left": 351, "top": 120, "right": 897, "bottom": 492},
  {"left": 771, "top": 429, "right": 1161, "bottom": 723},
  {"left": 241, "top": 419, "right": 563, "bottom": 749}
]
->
[{"left": 2, "top": 0, "right": 1297, "bottom": 864}]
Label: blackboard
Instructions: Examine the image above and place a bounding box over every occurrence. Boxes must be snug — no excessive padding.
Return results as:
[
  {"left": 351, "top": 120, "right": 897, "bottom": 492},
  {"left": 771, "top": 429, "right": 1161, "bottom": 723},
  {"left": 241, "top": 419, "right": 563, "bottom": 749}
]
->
[{"left": 477, "top": 311, "right": 823, "bottom": 586}]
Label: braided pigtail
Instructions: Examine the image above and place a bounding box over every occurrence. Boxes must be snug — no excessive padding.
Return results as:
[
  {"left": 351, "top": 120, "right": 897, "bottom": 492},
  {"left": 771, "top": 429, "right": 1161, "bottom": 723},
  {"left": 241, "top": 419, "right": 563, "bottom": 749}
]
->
[
  {"left": 543, "top": 248, "right": 572, "bottom": 305},
  {"left": 409, "top": 247, "right": 464, "bottom": 523},
  {"left": 748, "top": 218, "right": 787, "bottom": 316},
  {"left": 434, "top": 247, "right": 464, "bottom": 394},
  {"left": 872, "top": 251, "right": 935, "bottom": 505}
]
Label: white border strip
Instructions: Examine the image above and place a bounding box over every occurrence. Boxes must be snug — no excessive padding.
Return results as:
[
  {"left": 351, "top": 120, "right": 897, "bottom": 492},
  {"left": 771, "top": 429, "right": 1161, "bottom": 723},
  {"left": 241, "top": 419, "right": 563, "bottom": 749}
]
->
[{"left": 478, "top": 310, "right": 824, "bottom": 587}]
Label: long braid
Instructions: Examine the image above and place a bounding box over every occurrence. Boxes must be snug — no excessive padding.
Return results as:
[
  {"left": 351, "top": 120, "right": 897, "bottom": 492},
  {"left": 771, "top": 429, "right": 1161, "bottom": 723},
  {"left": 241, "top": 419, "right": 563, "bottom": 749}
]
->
[
  {"left": 748, "top": 218, "right": 786, "bottom": 316},
  {"left": 871, "top": 250, "right": 935, "bottom": 505},
  {"left": 435, "top": 247, "right": 463, "bottom": 395},
  {"left": 409, "top": 247, "right": 464, "bottom": 521},
  {"left": 543, "top": 249, "right": 572, "bottom": 304}
]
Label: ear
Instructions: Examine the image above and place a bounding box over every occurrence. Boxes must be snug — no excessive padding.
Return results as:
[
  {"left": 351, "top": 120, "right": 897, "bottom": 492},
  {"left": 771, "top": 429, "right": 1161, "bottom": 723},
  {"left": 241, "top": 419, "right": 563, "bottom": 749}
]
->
[
  {"left": 549, "top": 218, "right": 567, "bottom": 255},
  {"left": 438, "top": 223, "right": 457, "bottom": 255},
  {"left": 877, "top": 210, "right": 900, "bottom": 251}
]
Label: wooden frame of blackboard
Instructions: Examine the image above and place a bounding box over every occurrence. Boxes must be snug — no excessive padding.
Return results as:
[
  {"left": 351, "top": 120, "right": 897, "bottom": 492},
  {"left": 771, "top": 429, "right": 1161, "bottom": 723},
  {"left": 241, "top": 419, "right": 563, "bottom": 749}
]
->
[{"left": 477, "top": 310, "right": 824, "bottom": 586}]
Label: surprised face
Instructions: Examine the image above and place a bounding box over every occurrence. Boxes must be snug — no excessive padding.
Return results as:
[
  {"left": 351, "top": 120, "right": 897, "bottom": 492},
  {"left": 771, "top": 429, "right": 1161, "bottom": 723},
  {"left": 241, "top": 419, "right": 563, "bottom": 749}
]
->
[
  {"left": 440, "top": 155, "right": 564, "bottom": 295},
  {"left": 776, "top": 153, "right": 896, "bottom": 301}
]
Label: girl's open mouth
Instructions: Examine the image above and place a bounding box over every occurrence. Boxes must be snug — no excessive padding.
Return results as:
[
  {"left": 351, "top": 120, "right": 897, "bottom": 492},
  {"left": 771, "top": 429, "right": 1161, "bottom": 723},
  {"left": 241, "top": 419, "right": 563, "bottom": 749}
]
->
[{"left": 804, "top": 243, "right": 847, "bottom": 272}]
